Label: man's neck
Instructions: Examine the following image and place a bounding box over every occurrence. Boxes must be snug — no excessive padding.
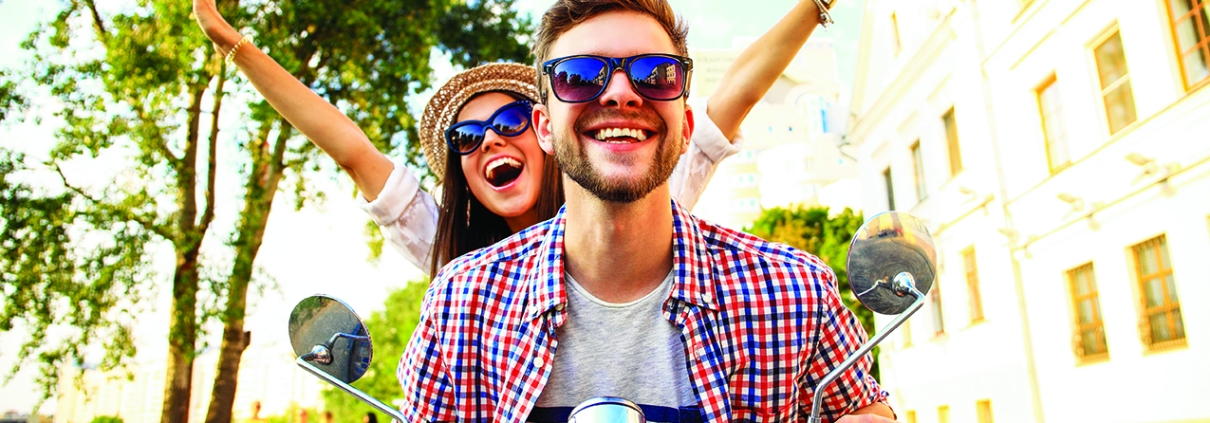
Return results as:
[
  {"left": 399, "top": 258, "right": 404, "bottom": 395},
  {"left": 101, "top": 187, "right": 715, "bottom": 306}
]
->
[{"left": 561, "top": 181, "right": 675, "bottom": 304}]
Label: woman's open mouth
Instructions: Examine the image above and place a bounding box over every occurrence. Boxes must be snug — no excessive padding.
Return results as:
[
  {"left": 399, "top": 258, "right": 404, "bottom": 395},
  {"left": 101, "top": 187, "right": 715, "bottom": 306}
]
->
[{"left": 485, "top": 157, "right": 524, "bottom": 188}]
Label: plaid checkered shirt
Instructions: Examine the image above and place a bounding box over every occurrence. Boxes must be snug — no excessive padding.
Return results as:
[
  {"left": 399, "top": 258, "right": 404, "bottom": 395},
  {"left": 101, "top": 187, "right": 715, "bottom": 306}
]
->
[{"left": 396, "top": 201, "right": 889, "bottom": 422}]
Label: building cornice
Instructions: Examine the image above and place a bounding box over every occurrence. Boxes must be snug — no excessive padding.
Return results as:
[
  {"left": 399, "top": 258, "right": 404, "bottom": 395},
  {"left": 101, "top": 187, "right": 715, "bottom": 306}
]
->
[{"left": 848, "top": 8, "right": 959, "bottom": 147}]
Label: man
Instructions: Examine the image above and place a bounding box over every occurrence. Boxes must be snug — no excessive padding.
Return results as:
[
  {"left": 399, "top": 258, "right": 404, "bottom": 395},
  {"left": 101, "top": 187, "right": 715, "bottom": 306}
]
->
[{"left": 397, "top": 1, "right": 897, "bottom": 422}]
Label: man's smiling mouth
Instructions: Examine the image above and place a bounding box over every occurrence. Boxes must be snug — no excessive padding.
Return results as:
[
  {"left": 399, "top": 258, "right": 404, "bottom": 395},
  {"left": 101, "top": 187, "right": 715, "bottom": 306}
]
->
[{"left": 592, "top": 127, "right": 650, "bottom": 143}]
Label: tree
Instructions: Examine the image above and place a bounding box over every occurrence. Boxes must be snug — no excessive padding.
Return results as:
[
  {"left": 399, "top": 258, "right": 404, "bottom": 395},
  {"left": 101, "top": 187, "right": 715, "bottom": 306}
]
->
[
  {"left": 744, "top": 206, "right": 880, "bottom": 379},
  {"left": 0, "top": 0, "right": 532, "bottom": 422},
  {"left": 321, "top": 279, "right": 428, "bottom": 423}
]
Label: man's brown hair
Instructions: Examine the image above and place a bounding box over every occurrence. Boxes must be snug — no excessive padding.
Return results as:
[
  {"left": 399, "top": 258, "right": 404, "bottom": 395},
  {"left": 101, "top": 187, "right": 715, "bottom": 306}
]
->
[{"left": 532, "top": 0, "right": 689, "bottom": 98}]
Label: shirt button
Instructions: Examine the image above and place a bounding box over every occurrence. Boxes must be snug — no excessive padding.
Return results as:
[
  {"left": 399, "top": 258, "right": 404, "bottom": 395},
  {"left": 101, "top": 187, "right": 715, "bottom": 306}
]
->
[
  {"left": 700, "top": 292, "right": 712, "bottom": 303},
  {"left": 534, "top": 357, "right": 546, "bottom": 368},
  {"left": 555, "top": 303, "right": 565, "bottom": 311},
  {"left": 695, "top": 347, "right": 707, "bottom": 359}
]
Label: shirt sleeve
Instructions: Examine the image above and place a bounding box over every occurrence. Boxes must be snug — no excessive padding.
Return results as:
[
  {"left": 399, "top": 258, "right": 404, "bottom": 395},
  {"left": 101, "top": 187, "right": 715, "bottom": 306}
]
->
[
  {"left": 395, "top": 292, "right": 458, "bottom": 422},
  {"left": 355, "top": 163, "right": 439, "bottom": 275},
  {"left": 798, "top": 267, "right": 891, "bottom": 423},
  {"left": 668, "top": 97, "right": 745, "bottom": 211}
]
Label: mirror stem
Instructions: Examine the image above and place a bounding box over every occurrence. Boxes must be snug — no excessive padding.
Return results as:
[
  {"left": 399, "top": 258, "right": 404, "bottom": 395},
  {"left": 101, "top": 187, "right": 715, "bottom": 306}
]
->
[
  {"left": 808, "top": 275, "right": 926, "bottom": 423},
  {"left": 296, "top": 358, "right": 408, "bottom": 422}
]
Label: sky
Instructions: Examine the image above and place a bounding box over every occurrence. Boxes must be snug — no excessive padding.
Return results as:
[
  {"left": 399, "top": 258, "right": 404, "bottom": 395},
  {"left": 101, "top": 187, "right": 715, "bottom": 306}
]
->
[{"left": 0, "top": 0, "right": 866, "bottom": 415}]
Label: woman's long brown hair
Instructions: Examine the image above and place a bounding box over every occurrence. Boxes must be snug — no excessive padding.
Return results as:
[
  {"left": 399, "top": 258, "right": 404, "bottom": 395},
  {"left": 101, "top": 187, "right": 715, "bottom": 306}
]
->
[{"left": 429, "top": 92, "right": 564, "bottom": 276}]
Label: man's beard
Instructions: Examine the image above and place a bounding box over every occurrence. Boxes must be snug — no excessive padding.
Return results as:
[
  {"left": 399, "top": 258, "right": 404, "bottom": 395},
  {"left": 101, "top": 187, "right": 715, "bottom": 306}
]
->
[{"left": 553, "top": 109, "right": 681, "bottom": 203}]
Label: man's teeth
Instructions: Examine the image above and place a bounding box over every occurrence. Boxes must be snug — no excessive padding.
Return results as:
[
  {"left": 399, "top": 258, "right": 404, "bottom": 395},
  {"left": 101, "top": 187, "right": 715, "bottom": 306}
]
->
[{"left": 594, "top": 128, "right": 648, "bottom": 142}]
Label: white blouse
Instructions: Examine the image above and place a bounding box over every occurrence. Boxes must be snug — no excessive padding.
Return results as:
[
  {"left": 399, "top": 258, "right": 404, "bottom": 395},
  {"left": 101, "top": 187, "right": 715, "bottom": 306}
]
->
[{"left": 356, "top": 99, "right": 744, "bottom": 275}]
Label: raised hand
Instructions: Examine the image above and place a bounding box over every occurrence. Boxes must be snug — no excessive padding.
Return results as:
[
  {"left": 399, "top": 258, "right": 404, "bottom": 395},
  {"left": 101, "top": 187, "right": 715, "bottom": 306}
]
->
[{"left": 192, "top": 0, "right": 241, "bottom": 52}]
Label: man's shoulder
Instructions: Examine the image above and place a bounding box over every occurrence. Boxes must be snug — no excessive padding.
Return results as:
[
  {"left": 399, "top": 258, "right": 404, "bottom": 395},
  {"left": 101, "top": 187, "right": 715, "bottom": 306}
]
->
[
  {"left": 428, "top": 219, "right": 552, "bottom": 296},
  {"left": 692, "top": 216, "right": 835, "bottom": 287}
]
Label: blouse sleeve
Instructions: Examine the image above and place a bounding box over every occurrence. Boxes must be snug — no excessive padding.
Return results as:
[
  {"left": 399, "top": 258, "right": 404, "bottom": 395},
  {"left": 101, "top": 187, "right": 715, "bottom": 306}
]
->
[
  {"left": 669, "top": 97, "right": 745, "bottom": 211},
  {"left": 355, "top": 164, "right": 439, "bottom": 276}
]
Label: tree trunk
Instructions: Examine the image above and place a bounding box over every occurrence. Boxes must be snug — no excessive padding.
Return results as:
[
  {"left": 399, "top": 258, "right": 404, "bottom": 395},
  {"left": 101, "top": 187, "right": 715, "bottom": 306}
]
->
[
  {"left": 162, "top": 248, "right": 201, "bottom": 423},
  {"left": 163, "top": 84, "right": 209, "bottom": 423},
  {"left": 204, "top": 118, "right": 291, "bottom": 423}
]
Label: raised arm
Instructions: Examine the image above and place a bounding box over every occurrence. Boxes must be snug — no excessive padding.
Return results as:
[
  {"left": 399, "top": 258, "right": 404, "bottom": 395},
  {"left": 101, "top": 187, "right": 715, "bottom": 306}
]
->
[
  {"left": 706, "top": 0, "right": 828, "bottom": 140},
  {"left": 193, "top": 0, "right": 394, "bottom": 200}
]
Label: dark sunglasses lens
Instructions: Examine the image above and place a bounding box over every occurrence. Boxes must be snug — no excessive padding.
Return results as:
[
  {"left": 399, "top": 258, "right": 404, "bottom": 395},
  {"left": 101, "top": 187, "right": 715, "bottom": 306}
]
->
[
  {"left": 448, "top": 124, "right": 485, "bottom": 154},
  {"left": 628, "top": 56, "right": 685, "bottom": 100},
  {"left": 552, "top": 57, "right": 608, "bottom": 102},
  {"left": 492, "top": 104, "right": 530, "bottom": 136}
]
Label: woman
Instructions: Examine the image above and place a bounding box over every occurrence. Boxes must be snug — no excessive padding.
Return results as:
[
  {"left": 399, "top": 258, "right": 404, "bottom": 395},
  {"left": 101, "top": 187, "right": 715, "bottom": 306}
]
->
[{"left": 192, "top": 0, "right": 832, "bottom": 275}]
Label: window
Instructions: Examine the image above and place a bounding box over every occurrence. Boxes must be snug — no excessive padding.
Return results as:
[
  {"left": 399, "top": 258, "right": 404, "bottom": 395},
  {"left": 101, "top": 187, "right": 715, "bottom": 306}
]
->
[
  {"left": 1093, "top": 31, "right": 1137, "bottom": 134},
  {"left": 1166, "top": 0, "right": 1210, "bottom": 89},
  {"left": 938, "top": 406, "right": 951, "bottom": 423},
  {"left": 931, "top": 278, "right": 945, "bottom": 335},
  {"left": 911, "top": 141, "right": 927, "bottom": 202},
  {"left": 942, "top": 108, "right": 962, "bottom": 176},
  {"left": 964, "top": 247, "right": 984, "bottom": 323},
  {"left": 1068, "top": 263, "right": 1109, "bottom": 359},
  {"left": 1132, "top": 235, "right": 1185, "bottom": 347},
  {"left": 1037, "top": 75, "right": 1071, "bottom": 173},
  {"left": 977, "top": 400, "right": 994, "bottom": 423},
  {"left": 905, "top": 410, "right": 918, "bottom": 423},
  {"left": 891, "top": 12, "right": 903, "bottom": 56},
  {"left": 884, "top": 167, "right": 896, "bottom": 210}
]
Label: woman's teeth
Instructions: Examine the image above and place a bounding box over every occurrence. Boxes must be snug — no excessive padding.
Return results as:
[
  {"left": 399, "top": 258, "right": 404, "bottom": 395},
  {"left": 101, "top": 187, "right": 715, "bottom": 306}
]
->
[
  {"left": 485, "top": 157, "right": 523, "bottom": 187},
  {"left": 594, "top": 128, "right": 648, "bottom": 142}
]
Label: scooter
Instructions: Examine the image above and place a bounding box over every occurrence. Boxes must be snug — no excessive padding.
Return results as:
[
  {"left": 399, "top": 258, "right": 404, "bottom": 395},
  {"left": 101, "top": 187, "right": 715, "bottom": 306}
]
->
[{"left": 286, "top": 211, "right": 936, "bottom": 422}]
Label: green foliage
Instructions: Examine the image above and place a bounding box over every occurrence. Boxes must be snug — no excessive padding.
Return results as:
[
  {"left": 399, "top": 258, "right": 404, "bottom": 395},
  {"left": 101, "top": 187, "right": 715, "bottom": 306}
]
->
[
  {"left": 2, "top": 0, "right": 533, "bottom": 414},
  {"left": 0, "top": 70, "right": 27, "bottom": 123},
  {"left": 89, "top": 416, "right": 125, "bottom": 423},
  {"left": 745, "top": 206, "right": 880, "bottom": 379},
  {"left": 0, "top": 147, "right": 151, "bottom": 399},
  {"left": 322, "top": 279, "right": 429, "bottom": 423}
]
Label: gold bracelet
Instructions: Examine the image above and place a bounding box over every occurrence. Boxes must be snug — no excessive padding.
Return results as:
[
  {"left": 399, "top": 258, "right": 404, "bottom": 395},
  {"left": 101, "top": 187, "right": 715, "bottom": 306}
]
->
[{"left": 224, "top": 35, "right": 253, "bottom": 65}]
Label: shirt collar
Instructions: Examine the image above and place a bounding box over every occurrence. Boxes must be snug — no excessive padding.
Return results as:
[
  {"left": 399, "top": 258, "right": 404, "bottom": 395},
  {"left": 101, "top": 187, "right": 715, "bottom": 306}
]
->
[{"left": 526, "top": 200, "right": 718, "bottom": 322}]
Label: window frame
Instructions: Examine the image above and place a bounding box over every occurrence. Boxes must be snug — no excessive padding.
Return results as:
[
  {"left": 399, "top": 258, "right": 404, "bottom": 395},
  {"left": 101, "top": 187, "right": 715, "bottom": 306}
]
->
[
  {"left": 931, "top": 277, "right": 945, "bottom": 336},
  {"left": 1090, "top": 29, "right": 1138, "bottom": 135},
  {"left": 942, "top": 107, "right": 962, "bottom": 177},
  {"left": 1164, "top": 0, "right": 1210, "bottom": 91},
  {"left": 911, "top": 141, "right": 927, "bottom": 202},
  {"left": 891, "top": 11, "right": 903, "bottom": 57},
  {"left": 884, "top": 166, "right": 896, "bottom": 210},
  {"left": 1130, "top": 235, "right": 1186, "bottom": 349},
  {"left": 963, "top": 247, "right": 984, "bottom": 323},
  {"left": 977, "top": 400, "right": 994, "bottom": 423},
  {"left": 1036, "top": 74, "right": 1071, "bottom": 174},
  {"left": 1067, "top": 262, "right": 1109, "bottom": 361}
]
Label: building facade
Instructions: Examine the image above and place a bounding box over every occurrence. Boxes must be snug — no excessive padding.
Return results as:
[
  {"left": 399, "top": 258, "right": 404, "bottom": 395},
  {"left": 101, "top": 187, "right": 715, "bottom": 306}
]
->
[
  {"left": 691, "top": 39, "right": 862, "bottom": 230},
  {"left": 849, "top": 0, "right": 1210, "bottom": 422}
]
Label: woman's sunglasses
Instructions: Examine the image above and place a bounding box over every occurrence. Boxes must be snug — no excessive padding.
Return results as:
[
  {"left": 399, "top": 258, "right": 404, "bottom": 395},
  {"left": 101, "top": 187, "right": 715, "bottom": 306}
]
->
[
  {"left": 540, "top": 53, "right": 693, "bottom": 103},
  {"left": 444, "top": 100, "right": 533, "bottom": 155}
]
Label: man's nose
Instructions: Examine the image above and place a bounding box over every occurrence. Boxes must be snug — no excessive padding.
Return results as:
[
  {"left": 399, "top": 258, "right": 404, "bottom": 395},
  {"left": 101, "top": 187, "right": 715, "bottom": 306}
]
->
[{"left": 597, "top": 68, "right": 643, "bottom": 107}]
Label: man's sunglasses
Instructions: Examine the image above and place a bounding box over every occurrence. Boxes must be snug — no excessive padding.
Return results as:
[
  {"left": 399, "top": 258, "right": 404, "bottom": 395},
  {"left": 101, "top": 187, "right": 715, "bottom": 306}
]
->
[
  {"left": 444, "top": 100, "right": 533, "bottom": 155},
  {"left": 541, "top": 54, "right": 693, "bottom": 103}
]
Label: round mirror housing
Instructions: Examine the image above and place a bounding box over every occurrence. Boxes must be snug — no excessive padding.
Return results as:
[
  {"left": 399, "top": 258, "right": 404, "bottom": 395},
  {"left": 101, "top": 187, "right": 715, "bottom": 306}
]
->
[
  {"left": 287, "top": 295, "right": 372, "bottom": 384},
  {"left": 846, "top": 211, "right": 937, "bottom": 315}
]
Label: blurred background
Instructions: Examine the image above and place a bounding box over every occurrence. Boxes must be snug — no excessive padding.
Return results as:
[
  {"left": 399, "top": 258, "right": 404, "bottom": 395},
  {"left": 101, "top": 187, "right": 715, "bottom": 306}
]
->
[{"left": 1, "top": 0, "right": 1207, "bottom": 422}]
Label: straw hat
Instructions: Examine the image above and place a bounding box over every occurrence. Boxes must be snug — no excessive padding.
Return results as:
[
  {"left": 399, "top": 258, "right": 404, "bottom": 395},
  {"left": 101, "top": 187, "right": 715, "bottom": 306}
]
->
[{"left": 419, "top": 63, "right": 541, "bottom": 180}]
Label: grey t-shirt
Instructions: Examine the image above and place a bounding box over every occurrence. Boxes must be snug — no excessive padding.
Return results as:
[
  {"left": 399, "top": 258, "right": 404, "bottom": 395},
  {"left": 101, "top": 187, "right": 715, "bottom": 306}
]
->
[{"left": 531, "top": 271, "right": 696, "bottom": 422}]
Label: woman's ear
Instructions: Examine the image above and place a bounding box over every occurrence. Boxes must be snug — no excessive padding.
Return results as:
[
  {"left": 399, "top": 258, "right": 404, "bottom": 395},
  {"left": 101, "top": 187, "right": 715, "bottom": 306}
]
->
[{"left": 534, "top": 104, "right": 555, "bottom": 155}]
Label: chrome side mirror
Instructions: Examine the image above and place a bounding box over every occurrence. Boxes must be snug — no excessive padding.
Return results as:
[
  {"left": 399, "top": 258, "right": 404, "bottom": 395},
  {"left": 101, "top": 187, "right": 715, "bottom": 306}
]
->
[
  {"left": 288, "top": 295, "right": 405, "bottom": 422},
  {"left": 808, "top": 211, "right": 936, "bottom": 423}
]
